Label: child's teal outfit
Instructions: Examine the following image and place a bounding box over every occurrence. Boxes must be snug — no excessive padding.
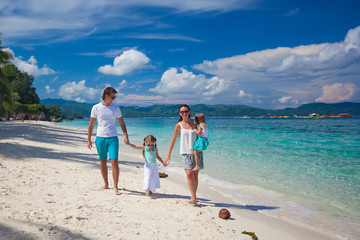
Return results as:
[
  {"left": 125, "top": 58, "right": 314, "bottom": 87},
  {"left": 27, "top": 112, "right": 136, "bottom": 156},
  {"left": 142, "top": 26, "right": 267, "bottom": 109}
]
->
[
  {"left": 143, "top": 146, "right": 160, "bottom": 192},
  {"left": 193, "top": 125, "right": 209, "bottom": 151}
]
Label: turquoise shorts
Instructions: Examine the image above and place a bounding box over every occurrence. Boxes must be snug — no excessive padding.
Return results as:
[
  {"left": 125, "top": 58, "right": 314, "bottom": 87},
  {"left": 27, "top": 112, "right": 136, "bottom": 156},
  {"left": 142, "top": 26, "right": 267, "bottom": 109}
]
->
[
  {"left": 181, "top": 151, "right": 204, "bottom": 170},
  {"left": 95, "top": 136, "right": 119, "bottom": 160}
]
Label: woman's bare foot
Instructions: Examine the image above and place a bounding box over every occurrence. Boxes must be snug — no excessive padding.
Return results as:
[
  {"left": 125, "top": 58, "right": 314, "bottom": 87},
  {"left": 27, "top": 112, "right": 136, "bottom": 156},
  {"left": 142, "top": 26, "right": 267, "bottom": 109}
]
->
[
  {"left": 101, "top": 185, "right": 109, "bottom": 190},
  {"left": 114, "top": 188, "right": 120, "bottom": 195}
]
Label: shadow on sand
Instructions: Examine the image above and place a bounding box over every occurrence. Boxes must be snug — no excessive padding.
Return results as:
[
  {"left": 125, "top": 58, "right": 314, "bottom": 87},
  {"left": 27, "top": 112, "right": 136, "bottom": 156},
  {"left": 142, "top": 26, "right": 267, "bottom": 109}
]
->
[
  {"left": 122, "top": 188, "right": 279, "bottom": 212},
  {"left": 0, "top": 220, "right": 90, "bottom": 240}
]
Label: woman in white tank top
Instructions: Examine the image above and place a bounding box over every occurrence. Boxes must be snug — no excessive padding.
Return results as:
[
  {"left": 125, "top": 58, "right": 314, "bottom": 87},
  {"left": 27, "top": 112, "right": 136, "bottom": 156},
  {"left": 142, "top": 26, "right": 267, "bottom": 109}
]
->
[{"left": 164, "top": 104, "right": 203, "bottom": 205}]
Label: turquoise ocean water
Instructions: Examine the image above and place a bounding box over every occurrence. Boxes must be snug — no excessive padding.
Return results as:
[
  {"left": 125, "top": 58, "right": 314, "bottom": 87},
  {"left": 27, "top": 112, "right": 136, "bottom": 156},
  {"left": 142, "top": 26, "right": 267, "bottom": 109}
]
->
[{"left": 58, "top": 117, "right": 360, "bottom": 239}]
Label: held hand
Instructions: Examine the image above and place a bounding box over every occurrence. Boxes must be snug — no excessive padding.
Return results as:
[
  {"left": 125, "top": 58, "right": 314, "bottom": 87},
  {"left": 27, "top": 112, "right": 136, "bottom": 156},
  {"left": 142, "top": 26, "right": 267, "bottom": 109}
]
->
[
  {"left": 163, "top": 156, "right": 170, "bottom": 166},
  {"left": 124, "top": 137, "right": 129, "bottom": 145}
]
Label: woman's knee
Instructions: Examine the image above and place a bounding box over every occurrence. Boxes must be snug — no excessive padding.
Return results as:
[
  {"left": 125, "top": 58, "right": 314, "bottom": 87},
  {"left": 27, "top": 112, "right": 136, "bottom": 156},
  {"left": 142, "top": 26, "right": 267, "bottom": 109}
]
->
[{"left": 185, "top": 169, "right": 193, "bottom": 178}]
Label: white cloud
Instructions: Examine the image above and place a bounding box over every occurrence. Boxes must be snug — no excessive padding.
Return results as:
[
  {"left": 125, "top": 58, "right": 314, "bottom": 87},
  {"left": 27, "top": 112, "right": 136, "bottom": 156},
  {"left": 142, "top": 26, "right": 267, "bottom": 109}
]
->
[
  {"left": 45, "top": 85, "right": 54, "bottom": 93},
  {"left": 98, "top": 49, "right": 151, "bottom": 76},
  {"left": 315, "top": 83, "right": 356, "bottom": 103},
  {"left": 268, "top": 27, "right": 360, "bottom": 73},
  {"left": 120, "top": 80, "right": 128, "bottom": 86},
  {"left": 193, "top": 26, "right": 360, "bottom": 107},
  {"left": 126, "top": 33, "right": 202, "bottom": 42},
  {"left": 150, "top": 67, "right": 229, "bottom": 98},
  {"left": 3, "top": 48, "right": 56, "bottom": 76},
  {"left": 115, "top": 80, "right": 128, "bottom": 92},
  {"left": 112, "top": 92, "right": 164, "bottom": 106},
  {"left": 278, "top": 95, "right": 299, "bottom": 105},
  {"left": 127, "top": 94, "right": 163, "bottom": 101},
  {"left": 78, "top": 49, "right": 130, "bottom": 58},
  {"left": 238, "top": 89, "right": 253, "bottom": 98},
  {"left": 58, "top": 80, "right": 101, "bottom": 102},
  {"left": 0, "top": 0, "right": 254, "bottom": 43},
  {"left": 278, "top": 96, "right": 292, "bottom": 104}
]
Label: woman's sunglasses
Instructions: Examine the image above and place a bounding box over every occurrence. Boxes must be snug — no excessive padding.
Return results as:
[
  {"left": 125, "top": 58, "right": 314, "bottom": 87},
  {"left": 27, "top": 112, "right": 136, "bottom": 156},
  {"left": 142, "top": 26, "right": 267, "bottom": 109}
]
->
[
  {"left": 146, "top": 144, "right": 154, "bottom": 146},
  {"left": 179, "top": 110, "right": 189, "bottom": 114}
]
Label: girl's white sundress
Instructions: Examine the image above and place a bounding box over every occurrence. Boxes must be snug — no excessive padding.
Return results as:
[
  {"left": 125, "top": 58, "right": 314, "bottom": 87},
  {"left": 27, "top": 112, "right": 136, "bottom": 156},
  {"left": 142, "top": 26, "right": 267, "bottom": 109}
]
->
[{"left": 143, "top": 146, "right": 160, "bottom": 192}]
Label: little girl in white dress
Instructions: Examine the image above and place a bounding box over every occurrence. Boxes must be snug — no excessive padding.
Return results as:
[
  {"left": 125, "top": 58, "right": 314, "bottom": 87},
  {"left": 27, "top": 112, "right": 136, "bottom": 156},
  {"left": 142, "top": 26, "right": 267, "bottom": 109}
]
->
[{"left": 127, "top": 135, "right": 165, "bottom": 196}]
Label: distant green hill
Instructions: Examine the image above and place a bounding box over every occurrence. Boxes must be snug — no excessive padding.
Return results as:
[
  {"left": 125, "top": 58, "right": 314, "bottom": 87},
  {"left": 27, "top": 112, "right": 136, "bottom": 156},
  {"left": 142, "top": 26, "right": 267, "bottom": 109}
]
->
[
  {"left": 41, "top": 99, "right": 360, "bottom": 118},
  {"left": 41, "top": 98, "right": 94, "bottom": 118},
  {"left": 275, "top": 102, "right": 360, "bottom": 116}
]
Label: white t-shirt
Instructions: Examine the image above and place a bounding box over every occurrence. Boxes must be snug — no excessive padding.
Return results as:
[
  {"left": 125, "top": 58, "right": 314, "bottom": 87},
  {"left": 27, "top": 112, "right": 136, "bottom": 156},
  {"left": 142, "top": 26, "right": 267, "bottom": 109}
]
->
[{"left": 90, "top": 102, "right": 122, "bottom": 137}]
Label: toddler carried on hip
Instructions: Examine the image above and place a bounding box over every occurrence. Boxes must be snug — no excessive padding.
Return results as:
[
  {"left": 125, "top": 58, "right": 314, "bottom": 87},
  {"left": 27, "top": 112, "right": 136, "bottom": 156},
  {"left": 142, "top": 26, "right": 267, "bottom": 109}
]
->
[{"left": 193, "top": 113, "right": 209, "bottom": 171}]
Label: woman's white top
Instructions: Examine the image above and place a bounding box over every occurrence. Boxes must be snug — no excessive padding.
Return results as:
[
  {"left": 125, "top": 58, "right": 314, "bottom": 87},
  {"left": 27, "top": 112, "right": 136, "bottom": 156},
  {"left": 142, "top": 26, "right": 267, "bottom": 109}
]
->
[
  {"left": 90, "top": 102, "right": 122, "bottom": 137},
  {"left": 198, "top": 124, "right": 208, "bottom": 138},
  {"left": 178, "top": 122, "right": 197, "bottom": 155}
]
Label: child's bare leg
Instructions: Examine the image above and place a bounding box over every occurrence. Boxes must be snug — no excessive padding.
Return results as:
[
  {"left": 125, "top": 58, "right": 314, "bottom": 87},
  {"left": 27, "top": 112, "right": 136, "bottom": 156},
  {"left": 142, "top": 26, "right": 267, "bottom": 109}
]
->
[
  {"left": 193, "top": 150, "right": 200, "bottom": 171},
  {"left": 145, "top": 189, "right": 150, "bottom": 196}
]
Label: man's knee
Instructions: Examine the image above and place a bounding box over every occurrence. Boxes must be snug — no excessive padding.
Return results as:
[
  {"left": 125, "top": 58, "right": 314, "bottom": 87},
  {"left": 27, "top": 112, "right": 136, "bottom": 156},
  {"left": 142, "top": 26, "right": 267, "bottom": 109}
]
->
[{"left": 110, "top": 159, "right": 119, "bottom": 165}]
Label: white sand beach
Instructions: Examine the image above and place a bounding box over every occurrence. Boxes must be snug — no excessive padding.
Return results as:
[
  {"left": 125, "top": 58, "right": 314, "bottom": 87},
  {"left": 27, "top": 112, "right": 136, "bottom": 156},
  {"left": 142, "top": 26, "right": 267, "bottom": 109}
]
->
[{"left": 0, "top": 121, "right": 337, "bottom": 240}]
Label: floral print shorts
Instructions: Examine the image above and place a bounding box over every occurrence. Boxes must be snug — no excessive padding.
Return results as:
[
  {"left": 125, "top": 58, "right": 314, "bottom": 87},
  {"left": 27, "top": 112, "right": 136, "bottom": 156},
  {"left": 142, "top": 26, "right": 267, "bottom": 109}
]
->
[{"left": 181, "top": 151, "right": 204, "bottom": 170}]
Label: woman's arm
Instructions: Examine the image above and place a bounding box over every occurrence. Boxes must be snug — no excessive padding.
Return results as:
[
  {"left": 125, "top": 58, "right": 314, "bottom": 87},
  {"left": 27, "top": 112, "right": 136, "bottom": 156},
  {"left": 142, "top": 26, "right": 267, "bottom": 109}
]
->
[
  {"left": 118, "top": 117, "right": 129, "bottom": 144},
  {"left": 164, "top": 124, "right": 181, "bottom": 165},
  {"left": 87, "top": 118, "right": 96, "bottom": 150}
]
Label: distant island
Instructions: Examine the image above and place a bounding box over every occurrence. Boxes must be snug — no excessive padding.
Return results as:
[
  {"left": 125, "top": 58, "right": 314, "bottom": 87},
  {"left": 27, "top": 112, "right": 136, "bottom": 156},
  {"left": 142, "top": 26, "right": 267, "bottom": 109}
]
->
[{"left": 41, "top": 99, "right": 360, "bottom": 118}]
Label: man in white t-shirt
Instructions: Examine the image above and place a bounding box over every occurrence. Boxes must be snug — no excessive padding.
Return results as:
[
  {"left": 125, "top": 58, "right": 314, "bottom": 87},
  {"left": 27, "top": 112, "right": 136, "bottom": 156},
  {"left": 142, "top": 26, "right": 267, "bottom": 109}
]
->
[{"left": 87, "top": 87, "right": 129, "bottom": 195}]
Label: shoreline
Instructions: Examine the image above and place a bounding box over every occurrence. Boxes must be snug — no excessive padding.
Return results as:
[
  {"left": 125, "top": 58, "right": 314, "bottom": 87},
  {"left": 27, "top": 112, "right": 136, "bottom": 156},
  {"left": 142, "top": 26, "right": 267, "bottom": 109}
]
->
[{"left": 0, "top": 121, "right": 340, "bottom": 239}]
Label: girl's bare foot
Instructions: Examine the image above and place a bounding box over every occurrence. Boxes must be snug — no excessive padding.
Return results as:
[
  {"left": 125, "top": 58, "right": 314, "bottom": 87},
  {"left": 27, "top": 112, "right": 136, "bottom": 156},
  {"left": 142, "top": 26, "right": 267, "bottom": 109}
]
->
[
  {"left": 145, "top": 190, "right": 150, "bottom": 196},
  {"left": 193, "top": 166, "right": 200, "bottom": 171}
]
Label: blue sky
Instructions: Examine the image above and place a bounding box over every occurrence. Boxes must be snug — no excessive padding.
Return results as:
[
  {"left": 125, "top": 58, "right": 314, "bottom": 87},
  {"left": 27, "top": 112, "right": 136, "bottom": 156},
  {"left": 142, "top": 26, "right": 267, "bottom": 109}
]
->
[{"left": 1, "top": 0, "right": 360, "bottom": 109}]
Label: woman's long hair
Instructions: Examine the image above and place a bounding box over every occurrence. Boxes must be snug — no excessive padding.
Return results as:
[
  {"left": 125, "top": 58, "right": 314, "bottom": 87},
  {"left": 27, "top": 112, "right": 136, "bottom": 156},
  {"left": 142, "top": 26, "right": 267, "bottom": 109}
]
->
[{"left": 178, "top": 104, "right": 191, "bottom": 122}]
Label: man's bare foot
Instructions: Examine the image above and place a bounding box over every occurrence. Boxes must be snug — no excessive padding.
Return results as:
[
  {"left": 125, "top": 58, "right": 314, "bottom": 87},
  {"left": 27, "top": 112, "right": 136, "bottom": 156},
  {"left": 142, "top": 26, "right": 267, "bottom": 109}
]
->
[
  {"left": 145, "top": 190, "right": 150, "bottom": 196},
  {"left": 189, "top": 200, "right": 198, "bottom": 205},
  {"left": 114, "top": 188, "right": 120, "bottom": 195},
  {"left": 193, "top": 166, "right": 200, "bottom": 171}
]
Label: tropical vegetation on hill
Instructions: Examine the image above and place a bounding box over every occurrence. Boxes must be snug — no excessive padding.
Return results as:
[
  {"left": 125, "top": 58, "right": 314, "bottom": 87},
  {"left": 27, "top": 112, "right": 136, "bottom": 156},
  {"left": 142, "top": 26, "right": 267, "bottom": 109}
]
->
[
  {"left": 41, "top": 99, "right": 360, "bottom": 118},
  {"left": 0, "top": 35, "right": 62, "bottom": 120}
]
